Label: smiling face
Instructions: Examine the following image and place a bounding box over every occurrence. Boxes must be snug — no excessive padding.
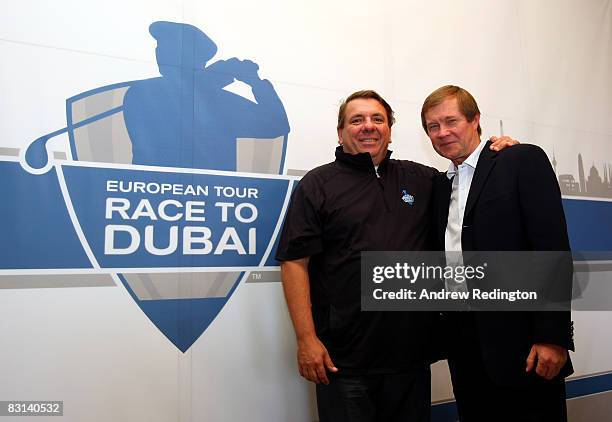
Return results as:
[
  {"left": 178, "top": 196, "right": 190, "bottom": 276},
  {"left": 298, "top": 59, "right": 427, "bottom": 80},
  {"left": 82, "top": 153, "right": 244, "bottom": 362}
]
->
[
  {"left": 424, "top": 96, "right": 481, "bottom": 166},
  {"left": 337, "top": 98, "right": 391, "bottom": 165}
]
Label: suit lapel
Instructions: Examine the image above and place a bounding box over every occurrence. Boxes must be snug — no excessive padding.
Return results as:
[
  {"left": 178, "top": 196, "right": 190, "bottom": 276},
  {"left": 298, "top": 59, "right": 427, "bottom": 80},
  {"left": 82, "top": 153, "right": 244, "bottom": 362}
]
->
[{"left": 464, "top": 141, "right": 497, "bottom": 218}]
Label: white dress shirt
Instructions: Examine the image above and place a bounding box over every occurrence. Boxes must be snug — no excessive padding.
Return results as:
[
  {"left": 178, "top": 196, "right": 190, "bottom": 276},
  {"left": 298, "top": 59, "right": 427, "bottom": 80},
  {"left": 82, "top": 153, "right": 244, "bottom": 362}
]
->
[
  {"left": 444, "top": 139, "right": 487, "bottom": 292},
  {"left": 445, "top": 139, "right": 487, "bottom": 252}
]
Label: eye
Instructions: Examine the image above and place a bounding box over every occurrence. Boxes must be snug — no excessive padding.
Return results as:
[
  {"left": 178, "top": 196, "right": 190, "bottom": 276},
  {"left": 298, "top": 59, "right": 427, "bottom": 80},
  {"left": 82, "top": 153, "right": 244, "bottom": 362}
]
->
[
  {"left": 373, "top": 116, "right": 385, "bottom": 124},
  {"left": 350, "top": 117, "right": 363, "bottom": 125},
  {"left": 427, "top": 124, "right": 439, "bottom": 132}
]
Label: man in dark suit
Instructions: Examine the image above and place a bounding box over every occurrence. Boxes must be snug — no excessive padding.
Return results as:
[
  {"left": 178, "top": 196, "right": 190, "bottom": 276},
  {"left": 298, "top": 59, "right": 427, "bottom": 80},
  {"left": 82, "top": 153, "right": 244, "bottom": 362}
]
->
[{"left": 422, "top": 85, "right": 574, "bottom": 421}]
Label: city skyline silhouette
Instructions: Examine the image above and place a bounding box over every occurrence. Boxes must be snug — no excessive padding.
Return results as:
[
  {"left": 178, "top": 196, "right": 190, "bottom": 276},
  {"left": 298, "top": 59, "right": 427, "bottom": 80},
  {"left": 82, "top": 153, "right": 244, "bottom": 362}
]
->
[{"left": 553, "top": 150, "right": 612, "bottom": 198}]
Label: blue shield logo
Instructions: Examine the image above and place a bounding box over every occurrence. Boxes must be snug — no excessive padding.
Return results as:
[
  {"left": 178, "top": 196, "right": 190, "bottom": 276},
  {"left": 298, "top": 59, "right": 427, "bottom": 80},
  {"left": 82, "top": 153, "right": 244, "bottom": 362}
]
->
[{"left": 9, "top": 21, "right": 292, "bottom": 352}]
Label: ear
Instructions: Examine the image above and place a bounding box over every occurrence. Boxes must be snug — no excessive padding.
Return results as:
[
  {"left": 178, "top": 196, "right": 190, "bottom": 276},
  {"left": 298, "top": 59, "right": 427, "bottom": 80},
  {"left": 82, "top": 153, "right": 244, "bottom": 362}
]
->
[
  {"left": 473, "top": 113, "right": 481, "bottom": 129},
  {"left": 337, "top": 128, "right": 343, "bottom": 145}
]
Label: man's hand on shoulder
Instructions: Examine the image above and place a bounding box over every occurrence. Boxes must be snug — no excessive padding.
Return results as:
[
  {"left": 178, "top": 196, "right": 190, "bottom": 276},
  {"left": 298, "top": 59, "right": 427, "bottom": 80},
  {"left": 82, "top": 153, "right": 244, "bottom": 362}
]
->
[
  {"left": 525, "top": 343, "right": 568, "bottom": 380},
  {"left": 297, "top": 335, "right": 338, "bottom": 385},
  {"left": 489, "top": 135, "right": 519, "bottom": 151}
]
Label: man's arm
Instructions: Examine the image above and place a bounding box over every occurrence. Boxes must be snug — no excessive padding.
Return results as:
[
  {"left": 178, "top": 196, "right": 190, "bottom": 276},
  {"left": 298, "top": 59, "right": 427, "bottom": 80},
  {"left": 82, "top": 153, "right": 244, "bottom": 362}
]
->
[
  {"left": 516, "top": 145, "right": 573, "bottom": 380},
  {"left": 281, "top": 258, "right": 337, "bottom": 385},
  {"left": 210, "top": 58, "right": 289, "bottom": 137}
]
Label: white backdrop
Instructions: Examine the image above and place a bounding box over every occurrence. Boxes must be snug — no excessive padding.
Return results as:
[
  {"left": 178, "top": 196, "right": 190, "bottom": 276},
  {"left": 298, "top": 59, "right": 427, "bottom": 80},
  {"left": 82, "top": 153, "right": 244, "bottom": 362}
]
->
[{"left": 1, "top": 0, "right": 611, "bottom": 421}]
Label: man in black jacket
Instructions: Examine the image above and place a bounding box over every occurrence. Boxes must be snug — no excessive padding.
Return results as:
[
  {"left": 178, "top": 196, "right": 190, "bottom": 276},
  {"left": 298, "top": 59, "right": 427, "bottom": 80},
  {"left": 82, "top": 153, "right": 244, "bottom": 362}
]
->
[
  {"left": 423, "top": 85, "right": 573, "bottom": 422},
  {"left": 276, "top": 90, "right": 438, "bottom": 422}
]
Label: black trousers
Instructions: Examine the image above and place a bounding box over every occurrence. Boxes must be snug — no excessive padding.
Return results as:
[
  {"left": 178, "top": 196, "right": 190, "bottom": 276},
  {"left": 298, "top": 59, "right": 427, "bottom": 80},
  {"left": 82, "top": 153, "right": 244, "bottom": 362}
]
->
[
  {"left": 448, "top": 316, "right": 568, "bottom": 422},
  {"left": 315, "top": 366, "right": 431, "bottom": 422}
]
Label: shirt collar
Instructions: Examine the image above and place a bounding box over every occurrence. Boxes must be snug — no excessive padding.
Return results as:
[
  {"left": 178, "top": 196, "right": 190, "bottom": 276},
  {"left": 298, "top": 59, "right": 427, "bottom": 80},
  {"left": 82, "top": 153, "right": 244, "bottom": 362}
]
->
[{"left": 446, "top": 139, "right": 486, "bottom": 179}]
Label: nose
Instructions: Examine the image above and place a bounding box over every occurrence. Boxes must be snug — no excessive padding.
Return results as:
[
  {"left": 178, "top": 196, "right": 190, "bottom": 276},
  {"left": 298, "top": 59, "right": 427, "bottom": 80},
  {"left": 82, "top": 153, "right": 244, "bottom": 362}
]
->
[
  {"left": 438, "top": 124, "right": 451, "bottom": 137},
  {"left": 362, "top": 118, "right": 375, "bottom": 131}
]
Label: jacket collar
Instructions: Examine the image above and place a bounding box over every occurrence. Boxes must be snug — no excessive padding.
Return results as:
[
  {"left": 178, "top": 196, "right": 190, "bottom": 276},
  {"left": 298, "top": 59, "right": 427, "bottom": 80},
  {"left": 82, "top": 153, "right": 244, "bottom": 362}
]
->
[{"left": 334, "top": 146, "right": 392, "bottom": 174}]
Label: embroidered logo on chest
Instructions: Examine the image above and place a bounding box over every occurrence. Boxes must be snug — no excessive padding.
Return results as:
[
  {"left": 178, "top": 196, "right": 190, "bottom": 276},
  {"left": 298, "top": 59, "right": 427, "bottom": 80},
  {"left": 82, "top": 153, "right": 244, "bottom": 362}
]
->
[{"left": 401, "top": 189, "right": 415, "bottom": 205}]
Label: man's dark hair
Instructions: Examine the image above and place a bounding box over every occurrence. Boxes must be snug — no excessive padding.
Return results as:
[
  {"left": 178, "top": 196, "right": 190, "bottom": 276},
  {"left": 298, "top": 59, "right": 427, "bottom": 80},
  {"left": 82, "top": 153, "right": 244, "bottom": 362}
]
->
[{"left": 337, "top": 90, "right": 395, "bottom": 130}]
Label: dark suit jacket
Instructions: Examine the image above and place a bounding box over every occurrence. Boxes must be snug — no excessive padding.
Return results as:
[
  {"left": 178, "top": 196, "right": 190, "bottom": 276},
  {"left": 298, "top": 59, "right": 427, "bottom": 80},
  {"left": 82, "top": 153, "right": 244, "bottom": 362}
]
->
[{"left": 432, "top": 141, "right": 574, "bottom": 385}]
